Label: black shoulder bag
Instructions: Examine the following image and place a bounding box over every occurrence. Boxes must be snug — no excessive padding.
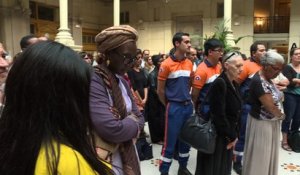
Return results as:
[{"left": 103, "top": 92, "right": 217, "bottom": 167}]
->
[{"left": 179, "top": 78, "right": 227, "bottom": 154}]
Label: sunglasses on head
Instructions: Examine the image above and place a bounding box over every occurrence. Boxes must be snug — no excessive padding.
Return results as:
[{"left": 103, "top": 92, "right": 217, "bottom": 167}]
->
[{"left": 223, "top": 51, "right": 241, "bottom": 63}]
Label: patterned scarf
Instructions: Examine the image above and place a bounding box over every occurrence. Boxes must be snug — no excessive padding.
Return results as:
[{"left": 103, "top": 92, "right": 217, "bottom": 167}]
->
[{"left": 94, "top": 64, "right": 141, "bottom": 175}]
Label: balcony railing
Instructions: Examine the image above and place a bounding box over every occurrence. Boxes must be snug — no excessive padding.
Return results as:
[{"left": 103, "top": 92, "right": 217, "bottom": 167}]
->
[{"left": 254, "top": 16, "right": 290, "bottom": 33}]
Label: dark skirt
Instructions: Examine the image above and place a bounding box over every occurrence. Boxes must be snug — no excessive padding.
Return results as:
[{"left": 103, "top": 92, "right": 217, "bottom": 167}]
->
[{"left": 195, "top": 136, "right": 233, "bottom": 175}]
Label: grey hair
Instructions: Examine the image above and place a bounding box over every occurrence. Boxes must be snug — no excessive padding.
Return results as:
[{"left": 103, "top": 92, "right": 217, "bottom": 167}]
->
[
  {"left": 260, "top": 50, "right": 284, "bottom": 66},
  {"left": 222, "top": 51, "right": 241, "bottom": 65}
]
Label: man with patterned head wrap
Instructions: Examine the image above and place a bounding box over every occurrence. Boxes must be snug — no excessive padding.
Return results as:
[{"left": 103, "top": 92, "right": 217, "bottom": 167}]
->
[{"left": 90, "top": 25, "right": 144, "bottom": 175}]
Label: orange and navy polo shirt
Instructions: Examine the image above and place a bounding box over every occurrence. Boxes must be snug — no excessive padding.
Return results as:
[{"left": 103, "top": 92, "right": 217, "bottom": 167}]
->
[
  {"left": 238, "top": 58, "right": 262, "bottom": 101},
  {"left": 158, "top": 56, "right": 193, "bottom": 102},
  {"left": 192, "top": 59, "right": 221, "bottom": 102}
]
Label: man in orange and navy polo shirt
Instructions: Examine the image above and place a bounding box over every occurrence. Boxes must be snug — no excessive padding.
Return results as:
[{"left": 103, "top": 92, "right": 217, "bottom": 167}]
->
[
  {"left": 191, "top": 38, "right": 223, "bottom": 117},
  {"left": 232, "top": 42, "right": 266, "bottom": 175},
  {"left": 157, "top": 32, "right": 193, "bottom": 175},
  {"left": 191, "top": 38, "right": 223, "bottom": 174}
]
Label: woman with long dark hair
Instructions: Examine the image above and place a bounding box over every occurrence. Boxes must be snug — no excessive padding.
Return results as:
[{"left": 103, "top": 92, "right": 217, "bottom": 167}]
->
[
  {"left": 127, "top": 49, "right": 148, "bottom": 112},
  {"left": 0, "top": 41, "right": 113, "bottom": 175}
]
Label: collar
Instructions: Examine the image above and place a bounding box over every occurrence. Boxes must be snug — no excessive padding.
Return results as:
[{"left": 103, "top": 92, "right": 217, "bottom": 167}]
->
[
  {"left": 250, "top": 57, "right": 259, "bottom": 64},
  {"left": 170, "top": 54, "right": 186, "bottom": 62},
  {"left": 204, "top": 58, "right": 214, "bottom": 67}
]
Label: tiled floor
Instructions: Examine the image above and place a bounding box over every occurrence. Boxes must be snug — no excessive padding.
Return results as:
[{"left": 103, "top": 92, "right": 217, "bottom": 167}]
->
[{"left": 141, "top": 123, "right": 300, "bottom": 175}]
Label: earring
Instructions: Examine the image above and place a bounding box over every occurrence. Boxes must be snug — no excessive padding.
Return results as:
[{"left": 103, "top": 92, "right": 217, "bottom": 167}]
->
[{"left": 106, "top": 59, "right": 110, "bottom": 66}]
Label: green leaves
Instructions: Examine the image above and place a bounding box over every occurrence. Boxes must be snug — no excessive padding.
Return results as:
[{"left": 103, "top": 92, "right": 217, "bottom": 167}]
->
[{"left": 204, "top": 19, "right": 251, "bottom": 53}]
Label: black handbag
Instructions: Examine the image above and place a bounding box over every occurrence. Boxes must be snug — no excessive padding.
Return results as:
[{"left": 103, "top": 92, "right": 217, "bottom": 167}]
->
[
  {"left": 179, "top": 113, "right": 217, "bottom": 154},
  {"left": 179, "top": 78, "right": 227, "bottom": 154}
]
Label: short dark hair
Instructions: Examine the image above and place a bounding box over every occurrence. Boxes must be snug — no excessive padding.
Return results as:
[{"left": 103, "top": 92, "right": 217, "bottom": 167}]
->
[
  {"left": 204, "top": 38, "right": 223, "bottom": 56},
  {"left": 169, "top": 47, "right": 175, "bottom": 55},
  {"left": 250, "top": 41, "right": 265, "bottom": 57},
  {"left": 151, "top": 54, "right": 161, "bottom": 67},
  {"left": 20, "top": 34, "right": 37, "bottom": 50},
  {"left": 172, "top": 32, "right": 190, "bottom": 48}
]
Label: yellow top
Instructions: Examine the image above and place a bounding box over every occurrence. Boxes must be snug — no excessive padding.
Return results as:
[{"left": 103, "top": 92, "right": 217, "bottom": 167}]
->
[{"left": 35, "top": 143, "right": 110, "bottom": 175}]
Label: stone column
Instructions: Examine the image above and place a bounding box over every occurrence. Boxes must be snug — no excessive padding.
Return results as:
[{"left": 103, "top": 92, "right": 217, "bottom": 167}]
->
[
  {"left": 114, "top": 0, "right": 120, "bottom": 26},
  {"left": 224, "top": 0, "right": 235, "bottom": 47},
  {"left": 55, "top": 0, "right": 81, "bottom": 51}
]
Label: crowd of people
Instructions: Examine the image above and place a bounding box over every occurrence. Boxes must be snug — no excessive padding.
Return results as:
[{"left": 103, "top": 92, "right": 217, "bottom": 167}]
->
[{"left": 0, "top": 24, "right": 299, "bottom": 175}]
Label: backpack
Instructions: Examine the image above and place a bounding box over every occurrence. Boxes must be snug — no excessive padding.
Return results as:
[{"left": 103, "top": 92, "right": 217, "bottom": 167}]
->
[{"left": 288, "top": 130, "right": 300, "bottom": 153}]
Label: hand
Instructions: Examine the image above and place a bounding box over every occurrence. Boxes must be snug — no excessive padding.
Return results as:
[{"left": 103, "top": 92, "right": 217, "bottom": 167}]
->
[
  {"left": 95, "top": 147, "right": 111, "bottom": 162},
  {"left": 292, "top": 78, "right": 300, "bottom": 84},
  {"left": 141, "top": 99, "right": 147, "bottom": 106},
  {"left": 109, "top": 107, "right": 120, "bottom": 118},
  {"left": 226, "top": 138, "right": 237, "bottom": 150},
  {"left": 275, "top": 83, "right": 287, "bottom": 91},
  {"left": 272, "top": 113, "right": 285, "bottom": 120},
  {"left": 133, "top": 138, "right": 137, "bottom": 144},
  {"left": 132, "top": 128, "right": 141, "bottom": 144},
  {"left": 294, "top": 79, "right": 300, "bottom": 87},
  {"left": 127, "top": 113, "right": 139, "bottom": 122}
]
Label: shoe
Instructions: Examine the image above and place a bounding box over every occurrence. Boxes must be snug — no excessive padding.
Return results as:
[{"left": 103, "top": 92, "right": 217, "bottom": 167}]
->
[
  {"left": 160, "top": 173, "right": 168, "bottom": 175},
  {"left": 178, "top": 167, "right": 192, "bottom": 175},
  {"left": 233, "top": 162, "right": 242, "bottom": 175},
  {"left": 281, "top": 142, "right": 292, "bottom": 151}
]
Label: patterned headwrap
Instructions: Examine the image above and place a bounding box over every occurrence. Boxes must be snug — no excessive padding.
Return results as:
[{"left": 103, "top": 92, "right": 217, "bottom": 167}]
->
[{"left": 95, "top": 25, "right": 138, "bottom": 53}]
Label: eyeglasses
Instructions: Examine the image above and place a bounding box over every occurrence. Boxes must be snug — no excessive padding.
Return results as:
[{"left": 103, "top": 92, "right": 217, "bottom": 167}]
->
[
  {"left": 212, "top": 48, "right": 224, "bottom": 53},
  {"left": 115, "top": 52, "right": 136, "bottom": 64},
  {"left": 293, "top": 52, "right": 300, "bottom": 56},
  {"left": 270, "top": 65, "right": 282, "bottom": 71},
  {"left": 223, "top": 52, "right": 241, "bottom": 63}
]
